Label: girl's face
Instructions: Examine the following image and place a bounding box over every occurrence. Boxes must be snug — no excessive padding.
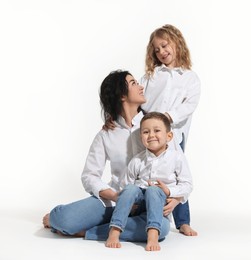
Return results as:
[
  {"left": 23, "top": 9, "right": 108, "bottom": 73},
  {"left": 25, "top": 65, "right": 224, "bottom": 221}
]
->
[
  {"left": 140, "top": 118, "right": 173, "bottom": 157},
  {"left": 153, "top": 37, "right": 176, "bottom": 68},
  {"left": 123, "top": 74, "right": 146, "bottom": 105}
]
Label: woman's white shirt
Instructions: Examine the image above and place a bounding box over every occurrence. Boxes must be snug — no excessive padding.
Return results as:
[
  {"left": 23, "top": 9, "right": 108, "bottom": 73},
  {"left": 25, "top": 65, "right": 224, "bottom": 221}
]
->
[{"left": 81, "top": 111, "right": 145, "bottom": 206}]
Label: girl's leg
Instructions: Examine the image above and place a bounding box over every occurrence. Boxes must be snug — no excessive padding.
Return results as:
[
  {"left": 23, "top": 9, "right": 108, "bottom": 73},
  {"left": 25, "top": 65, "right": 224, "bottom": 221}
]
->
[
  {"left": 49, "top": 196, "right": 114, "bottom": 235},
  {"left": 172, "top": 200, "right": 190, "bottom": 229}
]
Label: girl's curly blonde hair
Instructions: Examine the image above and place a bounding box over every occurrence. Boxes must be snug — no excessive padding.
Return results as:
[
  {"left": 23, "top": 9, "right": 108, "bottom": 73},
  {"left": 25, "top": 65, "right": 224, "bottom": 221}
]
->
[{"left": 145, "top": 24, "right": 192, "bottom": 76}]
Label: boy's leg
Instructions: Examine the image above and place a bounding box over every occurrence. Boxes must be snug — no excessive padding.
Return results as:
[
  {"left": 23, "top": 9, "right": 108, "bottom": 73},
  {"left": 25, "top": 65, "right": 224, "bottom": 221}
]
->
[
  {"left": 144, "top": 186, "right": 167, "bottom": 251},
  {"left": 105, "top": 184, "right": 144, "bottom": 248},
  {"left": 86, "top": 212, "right": 170, "bottom": 242},
  {"left": 109, "top": 184, "right": 144, "bottom": 231}
]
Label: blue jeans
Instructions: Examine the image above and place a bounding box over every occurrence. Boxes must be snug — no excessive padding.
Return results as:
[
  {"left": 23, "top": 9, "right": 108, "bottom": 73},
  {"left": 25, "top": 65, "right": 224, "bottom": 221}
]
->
[
  {"left": 49, "top": 196, "right": 114, "bottom": 235},
  {"left": 49, "top": 194, "right": 169, "bottom": 242},
  {"left": 86, "top": 184, "right": 170, "bottom": 241},
  {"left": 110, "top": 184, "right": 167, "bottom": 234},
  {"left": 172, "top": 201, "right": 190, "bottom": 229},
  {"left": 172, "top": 133, "right": 191, "bottom": 229}
]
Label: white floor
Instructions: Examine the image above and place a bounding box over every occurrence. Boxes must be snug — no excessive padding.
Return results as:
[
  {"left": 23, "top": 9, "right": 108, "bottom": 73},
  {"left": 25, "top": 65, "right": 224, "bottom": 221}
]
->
[{"left": 0, "top": 208, "right": 250, "bottom": 260}]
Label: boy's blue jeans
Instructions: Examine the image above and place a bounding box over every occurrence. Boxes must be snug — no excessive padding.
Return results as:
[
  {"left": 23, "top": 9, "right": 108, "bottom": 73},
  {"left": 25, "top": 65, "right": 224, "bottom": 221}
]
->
[{"left": 109, "top": 184, "right": 167, "bottom": 234}]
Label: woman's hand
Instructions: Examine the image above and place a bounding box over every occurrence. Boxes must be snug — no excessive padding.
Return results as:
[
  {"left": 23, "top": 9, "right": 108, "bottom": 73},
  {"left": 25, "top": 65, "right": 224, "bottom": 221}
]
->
[
  {"left": 163, "top": 197, "right": 181, "bottom": 216},
  {"left": 99, "top": 189, "right": 118, "bottom": 202}
]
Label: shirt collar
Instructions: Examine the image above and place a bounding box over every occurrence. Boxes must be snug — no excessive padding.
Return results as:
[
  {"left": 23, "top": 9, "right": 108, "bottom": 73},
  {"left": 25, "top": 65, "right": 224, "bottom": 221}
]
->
[
  {"left": 157, "top": 64, "right": 184, "bottom": 75},
  {"left": 116, "top": 111, "right": 144, "bottom": 129},
  {"left": 145, "top": 146, "right": 168, "bottom": 161}
]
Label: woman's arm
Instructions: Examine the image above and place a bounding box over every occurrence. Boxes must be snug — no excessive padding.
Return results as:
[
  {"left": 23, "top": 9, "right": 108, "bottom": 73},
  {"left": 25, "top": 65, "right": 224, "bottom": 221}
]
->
[{"left": 81, "top": 132, "right": 111, "bottom": 198}]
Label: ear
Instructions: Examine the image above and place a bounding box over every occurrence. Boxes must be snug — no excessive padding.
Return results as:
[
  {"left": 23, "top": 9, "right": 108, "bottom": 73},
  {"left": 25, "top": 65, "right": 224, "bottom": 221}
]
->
[
  {"left": 121, "top": 95, "right": 127, "bottom": 102},
  {"left": 166, "top": 131, "right": 173, "bottom": 142}
]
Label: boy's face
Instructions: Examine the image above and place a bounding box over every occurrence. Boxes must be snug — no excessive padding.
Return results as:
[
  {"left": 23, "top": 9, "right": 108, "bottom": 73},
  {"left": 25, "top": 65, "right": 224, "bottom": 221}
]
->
[
  {"left": 153, "top": 37, "right": 176, "bottom": 68},
  {"left": 140, "top": 118, "right": 173, "bottom": 156}
]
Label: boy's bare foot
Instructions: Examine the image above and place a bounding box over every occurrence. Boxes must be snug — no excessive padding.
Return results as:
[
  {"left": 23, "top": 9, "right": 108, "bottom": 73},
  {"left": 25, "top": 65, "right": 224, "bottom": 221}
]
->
[
  {"left": 179, "top": 224, "right": 198, "bottom": 236},
  {"left": 105, "top": 227, "right": 121, "bottom": 248},
  {"left": 43, "top": 213, "right": 50, "bottom": 228},
  {"left": 145, "top": 228, "right": 160, "bottom": 251}
]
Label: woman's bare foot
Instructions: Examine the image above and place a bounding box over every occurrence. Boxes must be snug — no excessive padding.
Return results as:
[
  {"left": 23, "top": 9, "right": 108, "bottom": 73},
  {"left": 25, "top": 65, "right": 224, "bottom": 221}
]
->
[
  {"left": 43, "top": 213, "right": 50, "bottom": 228},
  {"left": 179, "top": 224, "right": 198, "bottom": 236},
  {"left": 145, "top": 228, "right": 160, "bottom": 251},
  {"left": 105, "top": 227, "right": 121, "bottom": 248}
]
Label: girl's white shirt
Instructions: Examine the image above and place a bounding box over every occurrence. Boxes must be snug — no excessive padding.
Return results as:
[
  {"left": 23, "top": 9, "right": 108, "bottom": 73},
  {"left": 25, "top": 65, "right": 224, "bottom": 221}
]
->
[
  {"left": 81, "top": 111, "right": 145, "bottom": 207},
  {"left": 140, "top": 65, "right": 201, "bottom": 147},
  {"left": 121, "top": 148, "right": 193, "bottom": 204}
]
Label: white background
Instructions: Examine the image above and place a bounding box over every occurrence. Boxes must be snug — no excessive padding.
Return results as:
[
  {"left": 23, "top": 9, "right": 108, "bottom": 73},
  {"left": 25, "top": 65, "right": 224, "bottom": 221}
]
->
[{"left": 0, "top": 0, "right": 250, "bottom": 258}]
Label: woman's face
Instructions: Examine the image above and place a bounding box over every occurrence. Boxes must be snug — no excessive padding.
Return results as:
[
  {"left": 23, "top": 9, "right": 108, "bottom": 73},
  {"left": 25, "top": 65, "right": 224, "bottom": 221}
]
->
[
  {"left": 123, "top": 74, "right": 146, "bottom": 105},
  {"left": 153, "top": 37, "right": 176, "bottom": 68}
]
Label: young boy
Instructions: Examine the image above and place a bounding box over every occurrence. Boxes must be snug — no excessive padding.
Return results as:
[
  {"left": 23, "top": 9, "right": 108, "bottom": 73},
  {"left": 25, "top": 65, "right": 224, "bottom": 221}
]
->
[{"left": 105, "top": 112, "right": 193, "bottom": 251}]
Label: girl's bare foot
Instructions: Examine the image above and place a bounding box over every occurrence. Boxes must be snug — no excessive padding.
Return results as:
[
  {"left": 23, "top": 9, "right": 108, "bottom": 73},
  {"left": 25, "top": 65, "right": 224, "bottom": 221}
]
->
[
  {"left": 145, "top": 228, "right": 160, "bottom": 251},
  {"left": 179, "top": 224, "right": 198, "bottom": 236},
  {"left": 43, "top": 213, "right": 50, "bottom": 228},
  {"left": 105, "top": 227, "right": 121, "bottom": 248}
]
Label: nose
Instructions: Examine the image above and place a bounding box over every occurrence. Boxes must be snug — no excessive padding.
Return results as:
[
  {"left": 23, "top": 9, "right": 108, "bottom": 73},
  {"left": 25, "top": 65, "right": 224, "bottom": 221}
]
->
[
  {"left": 159, "top": 47, "right": 165, "bottom": 55},
  {"left": 149, "top": 131, "right": 155, "bottom": 137},
  {"left": 138, "top": 83, "right": 144, "bottom": 90}
]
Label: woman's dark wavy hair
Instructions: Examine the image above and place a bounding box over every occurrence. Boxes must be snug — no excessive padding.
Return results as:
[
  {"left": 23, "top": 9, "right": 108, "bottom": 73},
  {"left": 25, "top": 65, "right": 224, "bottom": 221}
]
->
[{"left": 99, "top": 70, "right": 131, "bottom": 121}]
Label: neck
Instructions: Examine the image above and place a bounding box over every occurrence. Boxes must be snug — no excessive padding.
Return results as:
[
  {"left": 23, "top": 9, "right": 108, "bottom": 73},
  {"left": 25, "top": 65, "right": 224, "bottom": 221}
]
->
[{"left": 121, "top": 104, "right": 140, "bottom": 127}]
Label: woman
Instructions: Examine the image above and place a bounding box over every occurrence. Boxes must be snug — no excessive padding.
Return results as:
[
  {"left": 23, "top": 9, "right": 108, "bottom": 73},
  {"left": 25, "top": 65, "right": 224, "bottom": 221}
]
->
[{"left": 43, "top": 70, "right": 178, "bottom": 242}]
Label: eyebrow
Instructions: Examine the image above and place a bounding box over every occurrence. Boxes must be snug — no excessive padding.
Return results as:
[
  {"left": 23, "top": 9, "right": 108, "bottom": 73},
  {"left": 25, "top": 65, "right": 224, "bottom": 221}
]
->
[{"left": 128, "top": 79, "right": 135, "bottom": 84}]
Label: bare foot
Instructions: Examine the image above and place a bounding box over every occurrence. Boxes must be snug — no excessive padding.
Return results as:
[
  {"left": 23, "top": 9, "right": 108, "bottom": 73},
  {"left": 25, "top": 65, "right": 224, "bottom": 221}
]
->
[
  {"left": 43, "top": 213, "right": 50, "bottom": 228},
  {"left": 145, "top": 228, "right": 160, "bottom": 251},
  {"left": 179, "top": 224, "right": 198, "bottom": 236},
  {"left": 105, "top": 227, "right": 121, "bottom": 248}
]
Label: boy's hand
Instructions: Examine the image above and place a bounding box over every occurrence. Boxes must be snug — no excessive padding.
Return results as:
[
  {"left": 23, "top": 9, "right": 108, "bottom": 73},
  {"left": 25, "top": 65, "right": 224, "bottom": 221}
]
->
[{"left": 148, "top": 179, "right": 170, "bottom": 196}]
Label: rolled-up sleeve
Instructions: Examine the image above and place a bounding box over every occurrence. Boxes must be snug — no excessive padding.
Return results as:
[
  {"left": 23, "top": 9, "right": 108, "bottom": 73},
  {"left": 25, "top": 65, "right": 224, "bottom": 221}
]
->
[
  {"left": 81, "top": 132, "right": 111, "bottom": 198},
  {"left": 168, "top": 152, "right": 193, "bottom": 203}
]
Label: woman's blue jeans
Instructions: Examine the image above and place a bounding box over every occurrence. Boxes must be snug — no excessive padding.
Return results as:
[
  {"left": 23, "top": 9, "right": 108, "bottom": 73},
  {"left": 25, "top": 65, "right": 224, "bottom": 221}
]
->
[{"left": 49, "top": 191, "right": 170, "bottom": 242}]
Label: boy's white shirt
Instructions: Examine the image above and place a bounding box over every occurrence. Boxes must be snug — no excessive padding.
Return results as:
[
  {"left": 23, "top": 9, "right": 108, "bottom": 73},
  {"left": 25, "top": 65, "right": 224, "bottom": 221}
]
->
[
  {"left": 120, "top": 147, "right": 193, "bottom": 204},
  {"left": 81, "top": 111, "right": 181, "bottom": 207}
]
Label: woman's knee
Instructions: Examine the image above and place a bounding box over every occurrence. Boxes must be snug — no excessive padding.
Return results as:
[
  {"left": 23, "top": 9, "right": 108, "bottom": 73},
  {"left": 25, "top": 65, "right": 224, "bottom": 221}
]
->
[{"left": 50, "top": 205, "right": 80, "bottom": 235}]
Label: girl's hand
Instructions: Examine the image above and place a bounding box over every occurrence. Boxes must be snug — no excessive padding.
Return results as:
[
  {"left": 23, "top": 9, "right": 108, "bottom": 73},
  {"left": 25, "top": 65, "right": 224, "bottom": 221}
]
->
[
  {"left": 163, "top": 197, "right": 181, "bottom": 216},
  {"left": 102, "top": 117, "right": 116, "bottom": 131}
]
